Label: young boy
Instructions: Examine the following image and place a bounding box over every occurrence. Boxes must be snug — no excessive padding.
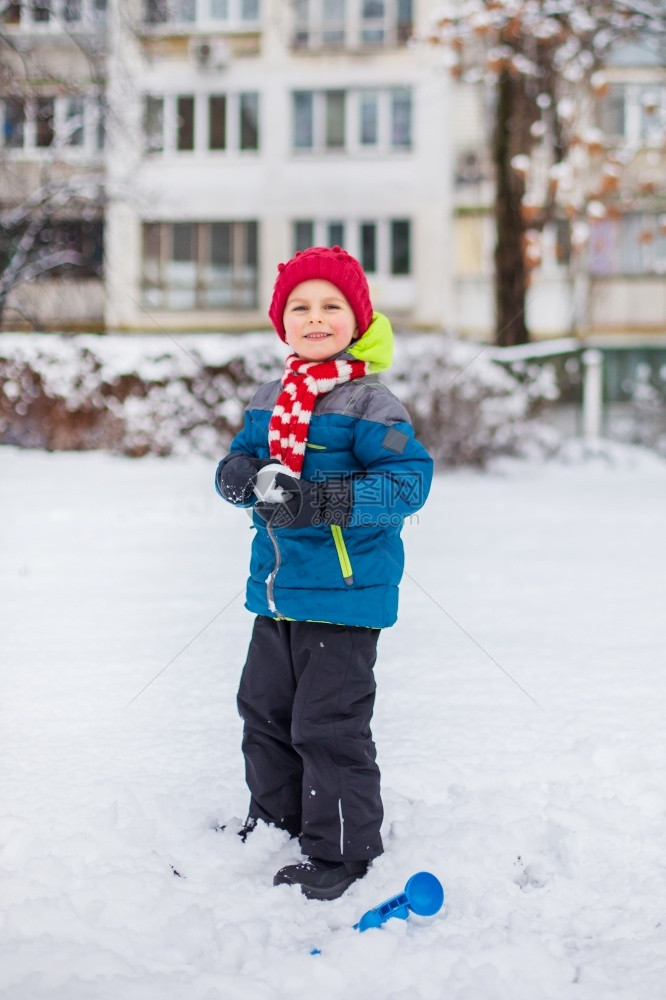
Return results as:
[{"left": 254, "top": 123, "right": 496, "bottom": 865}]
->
[{"left": 215, "top": 246, "right": 433, "bottom": 900}]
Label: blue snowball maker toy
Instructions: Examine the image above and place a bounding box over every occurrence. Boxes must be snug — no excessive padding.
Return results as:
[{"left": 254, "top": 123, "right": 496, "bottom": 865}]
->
[{"left": 355, "top": 871, "right": 444, "bottom": 932}]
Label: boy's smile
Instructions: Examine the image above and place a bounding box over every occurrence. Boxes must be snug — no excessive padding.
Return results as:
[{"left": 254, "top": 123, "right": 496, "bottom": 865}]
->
[{"left": 283, "top": 279, "right": 358, "bottom": 362}]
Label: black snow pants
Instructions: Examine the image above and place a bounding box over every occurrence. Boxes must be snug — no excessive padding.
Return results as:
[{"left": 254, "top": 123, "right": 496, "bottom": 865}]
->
[{"left": 237, "top": 615, "right": 384, "bottom": 863}]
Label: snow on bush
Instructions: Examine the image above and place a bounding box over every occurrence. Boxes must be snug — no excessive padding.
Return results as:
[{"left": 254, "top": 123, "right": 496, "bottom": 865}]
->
[
  {"left": 390, "top": 335, "right": 561, "bottom": 466},
  {"left": 0, "top": 332, "right": 560, "bottom": 465},
  {"left": 0, "top": 333, "right": 278, "bottom": 458}
]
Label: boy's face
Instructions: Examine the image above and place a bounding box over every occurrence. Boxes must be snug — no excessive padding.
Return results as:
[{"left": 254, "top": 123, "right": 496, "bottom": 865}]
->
[{"left": 283, "top": 279, "right": 358, "bottom": 362}]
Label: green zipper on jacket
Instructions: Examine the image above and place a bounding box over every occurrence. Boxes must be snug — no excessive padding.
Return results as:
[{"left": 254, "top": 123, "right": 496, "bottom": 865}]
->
[{"left": 331, "top": 525, "right": 354, "bottom": 587}]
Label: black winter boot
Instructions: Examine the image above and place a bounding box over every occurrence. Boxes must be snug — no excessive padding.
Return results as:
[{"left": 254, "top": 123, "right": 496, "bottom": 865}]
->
[{"left": 273, "top": 858, "right": 368, "bottom": 900}]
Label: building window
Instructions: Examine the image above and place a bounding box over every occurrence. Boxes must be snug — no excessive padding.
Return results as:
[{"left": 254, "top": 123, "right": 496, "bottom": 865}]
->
[
  {"left": 145, "top": 0, "right": 166, "bottom": 23},
  {"left": 143, "top": 0, "right": 260, "bottom": 26},
  {"left": 2, "top": 98, "right": 25, "bottom": 148},
  {"left": 7, "top": 219, "right": 104, "bottom": 280},
  {"left": 169, "top": 222, "right": 197, "bottom": 308},
  {"left": 38, "top": 220, "right": 104, "bottom": 278},
  {"left": 293, "top": 0, "right": 308, "bottom": 47},
  {"left": 239, "top": 92, "right": 259, "bottom": 150},
  {"left": 294, "top": 221, "right": 315, "bottom": 250},
  {"left": 323, "top": 0, "right": 346, "bottom": 44},
  {"left": 64, "top": 0, "right": 83, "bottom": 22},
  {"left": 144, "top": 92, "right": 260, "bottom": 153},
  {"left": 325, "top": 91, "right": 345, "bottom": 149},
  {"left": 589, "top": 214, "right": 666, "bottom": 277},
  {"left": 240, "top": 0, "right": 259, "bottom": 19},
  {"left": 598, "top": 85, "right": 625, "bottom": 139},
  {"left": 3, "top": 1, "right": 21, "bottom": 23},
  {"left": 292, "top": 0, "right": 411, "bottom": 49},
  {"left": 95, "top": 94, "right": 106, "bottom": 150},
  {"left": 2, "top": 0, "right": 106, "bottom": 27},
  {"left": 142, "top": 221, "right": 259, "bottom": 309},
  {"left": 179, "top": 0, "right": 196, "bottom": 19},
  {"left": 359, "top": 91, "right": 379, "bottom": 146},
  {"left": 390, "top": 219, "right": 410, "bottom": 274},
  {"left": 176, "top": 96, "right": 195, "bottom": 150},
  {"left": 328, "top": 221, "right": 344, "bottom": 246},
  {"left": 36, "top": 97, "right": 55, "bottom": 148},
  {"left": 294, "top": 220, "right": 344, "bottom": 251},
  {"left": 145, "top": 0, "right": 195, "bottom": 22},
  {"left": 361, "top": 0, "right": 384, "bottom": 44},
  {"left": 294, "top": 0, "right": 346, "bottom": 48},
  {"left": 209, "top": 95, "right": 227, "bottom": 150},
  {"left": 32, "top": 0, "right": 52, "bottom": 23},
  {"left": 292, "top": 88, "right": 412, "bottom": 154},
  {"left": 291, "top": 218, "right": 411, "bottom": 276},
  {"left": 391, "top": 88, "right": 412, "bottom": 149},
  {"left": 293, "top": 92, "right": 314, "bottom": 149},
  {"left": 598, "top": 82, "right": 666, "bottom": 147},
  {"left": 64, "top": 97, "right": 85, "bottom": 147},
  {"left": 0, "top": 94, "right": 104, "bottom": 156},
  {"left": 145, "top": 96, "right": 165, "bottom": 152},
  {"left": 360, "top": 222, "right": 376, "bottom": 272}
]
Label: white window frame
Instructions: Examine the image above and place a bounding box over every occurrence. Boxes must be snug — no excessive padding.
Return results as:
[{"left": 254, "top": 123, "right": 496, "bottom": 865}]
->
[
  {"left": 601, "top": 82, "right": 666, "bottom": 148},
  {"left": 0, "top": 93, "right": 104, "bottom": 159},
  {"left": 143, "top": 91, "right": 260, "bottom": 154},
  {"left": 360, "top": 0, "right": 388, "bottom": 46},
  {"left": 142, "top": 0, "right": 260, "bottom": 32},
  {"left": 292, "top": 0, "right": 411, "bottom": 50},
  {"left": 1, "top": 0, "right": 106, "bottom": 32},
  {"left": 292, "top": 218, "right": 413, "bottom": 277},
  {"left": 293, "top": 87, "right": 412, "bottom": 155},
  {"left": 142, "top": 220, "right": 259, "bottom": 310},
  {"left": 624, "top": 83, "right": 666, "bottom": 147}
]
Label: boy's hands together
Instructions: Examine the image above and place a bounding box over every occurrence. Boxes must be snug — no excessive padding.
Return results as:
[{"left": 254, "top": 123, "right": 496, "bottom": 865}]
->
[
  {"left": 255, "top": 472, "right": 352, "bottom": 529},
  {"left": 255, "top": 473, "right": 319, "bottom": 528},
  {"left": 217, "top": 457, "right": 354, "bottom": 527},
  {"left": 216, "top": 453, "right": 268, "bottom": 505}
]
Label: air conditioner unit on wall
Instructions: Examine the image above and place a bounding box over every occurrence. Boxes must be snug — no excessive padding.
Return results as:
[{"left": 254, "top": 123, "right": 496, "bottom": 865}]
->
[
  {"left": 455, "top": 150, "right": 485, "bottom": 185},
  {"left": 189, "top": 37, "right": 230, "bottom": 70}
]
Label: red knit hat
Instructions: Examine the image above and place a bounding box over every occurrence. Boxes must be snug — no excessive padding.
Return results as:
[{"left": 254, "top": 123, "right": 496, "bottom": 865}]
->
[{"left": 268, "top": 246, "right": 373, "bottom": 341}]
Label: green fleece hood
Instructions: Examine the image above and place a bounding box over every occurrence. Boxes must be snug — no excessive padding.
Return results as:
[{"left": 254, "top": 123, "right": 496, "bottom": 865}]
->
[{"left": 348, "top": 311, "right": 393, "bottom": 373}]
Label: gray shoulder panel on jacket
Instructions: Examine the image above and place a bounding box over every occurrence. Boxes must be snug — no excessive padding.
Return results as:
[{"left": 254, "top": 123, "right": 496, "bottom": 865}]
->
[
  {"left": 249, "top": 379, "right": 282, "bottom": 410},
  {"left": 248, "top": 376, "right": 411, "bottom": 427},
  {"left": 317, "top": 378, "right": 412, "bottom": 426}
]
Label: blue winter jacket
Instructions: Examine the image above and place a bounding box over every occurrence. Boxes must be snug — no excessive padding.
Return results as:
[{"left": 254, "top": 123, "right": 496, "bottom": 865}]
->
[{"left": 217, "top": 314, "right": 433, "bottom": 629}]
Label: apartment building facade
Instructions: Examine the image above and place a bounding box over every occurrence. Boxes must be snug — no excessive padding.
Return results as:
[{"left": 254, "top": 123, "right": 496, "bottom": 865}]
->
[
  {"left": 0, "top": 0, "right": 107, "bottom": 329},
  {"left": 102, "top": 0, "right": 452, "bottom": 332},
  {"left": 1, "top": 2, "right": 663, "bottom": 337}
]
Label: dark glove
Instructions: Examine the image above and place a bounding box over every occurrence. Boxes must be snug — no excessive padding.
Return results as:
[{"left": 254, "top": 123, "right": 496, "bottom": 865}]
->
[
  {"left": 215, "top": 453, "right": 267, "bottom": 505},
  {"left": 255, "top": 472, "right": 352, "bottom": 529}
]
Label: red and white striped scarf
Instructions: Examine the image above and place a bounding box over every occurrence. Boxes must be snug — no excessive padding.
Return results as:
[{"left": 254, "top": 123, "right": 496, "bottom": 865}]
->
[{"left": 268, "top": 354, "right": 369, "bottom": 476}]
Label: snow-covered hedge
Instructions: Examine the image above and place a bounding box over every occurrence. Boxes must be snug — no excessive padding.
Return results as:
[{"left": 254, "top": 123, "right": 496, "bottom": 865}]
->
[
  {"left": 390, "top": 335, "right": 560, "bottom": 465},
  {"left": 0, "top": 332, "right": 560, "bottom": 465}
]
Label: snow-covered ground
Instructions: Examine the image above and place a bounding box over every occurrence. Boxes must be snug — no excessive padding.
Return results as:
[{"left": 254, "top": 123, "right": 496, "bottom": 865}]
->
[{"left": 1, "top": 445, "right": 665, "bottom": 1000}]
